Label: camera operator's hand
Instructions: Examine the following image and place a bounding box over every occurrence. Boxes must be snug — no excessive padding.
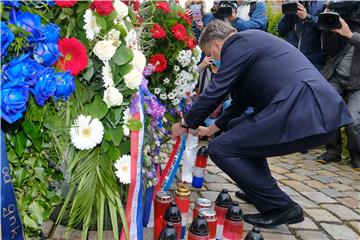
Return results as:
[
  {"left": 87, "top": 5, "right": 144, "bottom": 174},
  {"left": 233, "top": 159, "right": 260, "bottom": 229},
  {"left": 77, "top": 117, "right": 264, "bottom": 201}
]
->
[
  {"left": 199, "top": 56, "right": 212, "bottom": 69},
  {"left": 172, "top": 123, "right": 187, "bottom": 138},
  {"left": 197, "top": 125, "right": 220, "bottom": 137},
  {"left": 333, "top": 17, "right": 353, "bottom": 39},
  {"left": 297, "top": 3, "right": 308, "bottom": 20}
]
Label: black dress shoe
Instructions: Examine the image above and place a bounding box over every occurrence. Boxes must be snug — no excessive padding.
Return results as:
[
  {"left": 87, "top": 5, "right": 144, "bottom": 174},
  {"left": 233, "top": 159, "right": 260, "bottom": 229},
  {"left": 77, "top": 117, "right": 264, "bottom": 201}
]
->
[
  {"left": 317, "top": 152, "right": 341, "bottom": 164},
  {"left": 243, "top": 203, "right": 304, "bottom": 228},
  {"left": 351, "top": 156, "right": 360, "bottom": 171},
  {"left": 235, "top": 191, "right": 253, "bottom": 204}
]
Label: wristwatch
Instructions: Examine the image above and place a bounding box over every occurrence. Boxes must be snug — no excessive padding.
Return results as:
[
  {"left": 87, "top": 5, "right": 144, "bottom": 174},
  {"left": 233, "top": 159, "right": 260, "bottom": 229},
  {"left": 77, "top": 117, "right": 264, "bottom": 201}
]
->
[{"left": 179, "top": 119, "right": 189, "bottom": 131}]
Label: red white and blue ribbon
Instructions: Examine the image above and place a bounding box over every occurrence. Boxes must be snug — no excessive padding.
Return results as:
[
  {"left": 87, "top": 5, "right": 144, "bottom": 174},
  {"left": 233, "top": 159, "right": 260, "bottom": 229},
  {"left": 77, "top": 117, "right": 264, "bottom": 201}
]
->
[
  {"left": 1, "top": 130, "right": 25, "bottom": 240},
  {"left": 121, "top": 90, "right": 145, "bottom": 240}
]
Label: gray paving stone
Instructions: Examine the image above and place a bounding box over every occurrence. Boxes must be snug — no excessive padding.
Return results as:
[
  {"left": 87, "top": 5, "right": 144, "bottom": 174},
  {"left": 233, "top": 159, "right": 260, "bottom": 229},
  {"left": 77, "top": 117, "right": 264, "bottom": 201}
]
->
[
  {"left": 320, "top": 188, "right": 347, "bottom": 198},
  {"left": 205, "top": 183, "right": 238, "bottom": 192},
  {"left": 206, "top": 165, "right": 222, "bottom": 174},
  {"left": 262, "top": 232, "right": 297, "bottom": 240},
  {"left": 281, "top": 180, "right": 315, "bottom": 192},
  {"left": 349, "top": 221, "right": 360, "bottom": 235},
  {"left": 204, "top": 173, "right": 228, "bottom": 183},
  {"left": 239, "top": 203, "right": 258, "bottom": 214},
  {"left": 293, "top": 168, "right": 316, "bottom": 176},
  {"left": 329, "top": 183, "right": 354, "bottom": 192},
  {"left": 280, "top": 185, "right": 301, "bottom": 196},
  {"left": 42, "top": 220, "right": 54, "bottom": 237},
  {"left": 346, "top": 191, "right": 360, "bottom": 200},
  {"left": 309, "top": 175, "right": 337, "bottom": 184},
  {"left": 276, "top": 162, "right": 297, "bottom": 170},
  {"left": 200, "top": 191, "right": 219, "bottom": 202},
  {"left": 304, "top": 209, "right": 341, "bottom": 222},
  {"left": 291, "top": 195, "right": 318, "bottom": 208},
  {"left": 322, "top": 204, "right": 360, "bottom": 221},
  {"left": 302, "top": 192, "right": 337, "bottom": 204},
  {"left": 296, "top": 230, "right": 330, "bottom": 240},
  {"left": 337, "top": 197, "right": 360, "bottom": 209},
  {"left": 288, "top": 217, "right": 318, "bottom": 230},
  {"left": 321, "top": 223, "right": 360, "bottom": 240}
]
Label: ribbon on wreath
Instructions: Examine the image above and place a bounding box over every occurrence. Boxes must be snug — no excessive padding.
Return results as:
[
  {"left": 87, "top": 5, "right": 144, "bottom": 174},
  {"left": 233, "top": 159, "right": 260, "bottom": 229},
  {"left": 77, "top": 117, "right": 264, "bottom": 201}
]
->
[
  {"left": 1, "top": 130, "right": 25, "bottom": 240},
  {"left": 120, "top": 90, "right": 145, "bottom": 240}
]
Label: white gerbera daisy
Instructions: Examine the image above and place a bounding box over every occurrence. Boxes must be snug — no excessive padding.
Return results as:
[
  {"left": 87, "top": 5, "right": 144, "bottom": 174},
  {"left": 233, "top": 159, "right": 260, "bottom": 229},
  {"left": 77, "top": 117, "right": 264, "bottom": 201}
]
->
[
  {"left": 70, "top": 115, "right": 104, "bottom": 150},
  {"left": 83, "top": 9, "right": 101, "bottom": 41},
  {"left": 114, "top": 154, "right": 131, "bottom": 184},
  {"left": 102, "top": 62, "right": 114, "bottom": 88}
]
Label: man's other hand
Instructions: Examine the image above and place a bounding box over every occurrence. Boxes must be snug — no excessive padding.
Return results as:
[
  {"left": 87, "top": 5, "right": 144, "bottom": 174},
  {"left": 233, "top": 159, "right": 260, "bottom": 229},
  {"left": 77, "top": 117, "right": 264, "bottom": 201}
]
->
[{"left": 172, "top": 123, "right": 187, "bottom": 138}]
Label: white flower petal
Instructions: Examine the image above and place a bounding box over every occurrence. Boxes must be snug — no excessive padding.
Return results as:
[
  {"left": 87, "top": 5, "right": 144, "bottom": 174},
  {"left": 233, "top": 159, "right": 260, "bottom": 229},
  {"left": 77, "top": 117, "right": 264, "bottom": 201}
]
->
[{"left": 70, "top": 115, "right": 104, "bottom": 150}]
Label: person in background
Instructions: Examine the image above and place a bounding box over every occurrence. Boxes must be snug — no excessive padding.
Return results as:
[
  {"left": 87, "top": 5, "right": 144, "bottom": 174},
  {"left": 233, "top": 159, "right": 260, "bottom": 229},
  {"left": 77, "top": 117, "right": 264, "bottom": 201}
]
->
[
  {"left": 317, "top": 7, "right": 360, "bottom": 170},
  {"left": 227, "top": 0, "right": 268, "bottom": 32},
  {"left": 185, "top": 0, "right": 213, "bottom": 41}
]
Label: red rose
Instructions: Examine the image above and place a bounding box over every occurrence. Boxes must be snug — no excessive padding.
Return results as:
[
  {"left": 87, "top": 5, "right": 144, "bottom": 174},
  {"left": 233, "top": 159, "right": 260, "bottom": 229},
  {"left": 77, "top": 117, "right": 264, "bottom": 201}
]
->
[
  {"left": 178, "top": 12, "right": 192, "bottom": 25},
  {"left": 150, "top": 24, "right": 166, "bottom": 39},
  {"left": 149, "top": 54, "right": 168, "bottom": 73},
  {"left": 91, "top": 0, "right": 114, "bottom": 16},
  {"left": 54, "top": 0, "right": 77, "bottom": 7},
  {"left": 171, "top": 23, "right": 187, "bottom": 41},
  {"left": 156, "top": 1, "right": 170, "bottom": 13},
  {"left": 185, "top": 36, "right": 196, "bottom": 49}
]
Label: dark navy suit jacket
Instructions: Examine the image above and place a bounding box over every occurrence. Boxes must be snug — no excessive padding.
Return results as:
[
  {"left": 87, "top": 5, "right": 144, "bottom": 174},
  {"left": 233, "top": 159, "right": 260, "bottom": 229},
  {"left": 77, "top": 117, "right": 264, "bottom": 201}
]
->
[{"left": 185, "top": 30, "right": 352, "bottom": 147}]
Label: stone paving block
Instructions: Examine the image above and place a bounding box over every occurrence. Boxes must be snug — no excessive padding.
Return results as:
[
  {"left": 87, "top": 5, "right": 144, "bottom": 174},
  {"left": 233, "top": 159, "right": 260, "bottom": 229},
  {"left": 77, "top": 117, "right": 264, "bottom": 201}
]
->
[
  {"left": 280, "top": 185, "right": 301, "bottom": 196},
  {"left": 296, "top": 230, "right": 330, "bottom": 240},
  {"left": 205, "top": 183, "right": 238, "bottom": 192},
  {"left": 281, "top": 180, "right": 316, "bottom": 192},
  {"left": 302, "top": 192, "right": 337, "bottom": 204},
  {"left": 204, "top": 173, "right": 228, "bottom": 183},
  {"left": 319, "top": 164, "right": 343, "bottom": 172},
  {"left": 303, "top": 180, "right": 328, "bottom": 190},
  {"left": 329, "top": 183, "right": 354, "bottom": 192},
  {"left": 51, "top": 225, "right": 68, "bottom": 240},
  {"left": 276, "top": 162, "right": 297, "bottom": 170},
  {"left": 309, "top": 175, "right": 337, "bottom": 184},
  {"left": 244, "top": 221, "right": 291, "bottom": 234},
  {"left": 42, "top": 220, "right": 54, "bottom": 237},
  {"left": 285, "top": 172, "right": 311, "bottom": 181},
  {"left": 333, "top": 176, "right": 354, "bottom": 185},
  {"left": 190, "top": 191, "right": 201, "bottom": 202},
  {"left": 239, "top": 203, "right": 258, "bottom": 214},
  {"left": 206, "top": 165, "right": 222, "bottom": 174},
  {"left": 320, "top": 188, "right": 347, "bottom": 198},
  {"left": 346, "top": 191, "right": 360, "bottom": 200},
  {"left": 304, "top": 209, "right": 341, "bottom": 222},
  {"left": 291, "top": 195, "right": 318, "bottom": 208},
  {"left": 272, "top": 172, "right": 288, "bottom": 180},
  {"left": 293, "top": 168, "right": 316, "bottom": 176},
  {"left": 262, "top": 232, "right": 297, "bottom": 240},
  {"left": 302, "top": 154, "right": 317, "bottom": 161},
  {"left": 315, "top": 170, "right": 338, "bottom": 177},
  {"left": 269, "top": 165, "right": 290, "bottom": 174},
  {"left": 321, "top": 204, "right": 360, "bottom": 221},
  {"left": 349, "top": 221, "right": 360, "bottom": 235},
  {"left": 337, "top": 197, "right": 360, "bottom": 209},
  {"left": 218, "top": 172, "right": 235, "bottom": 183},
  {"left": 321, "top": 223, "right": 360, "bottom": 240},
  {"left": 200, "top": 191, "right": 219, "bottom": 202},
  {"left": 288, "top": 217, "right": 318, "bottom": 230},
  {"left": 298, "top": 163, "right": 321, "bottom": 171}
]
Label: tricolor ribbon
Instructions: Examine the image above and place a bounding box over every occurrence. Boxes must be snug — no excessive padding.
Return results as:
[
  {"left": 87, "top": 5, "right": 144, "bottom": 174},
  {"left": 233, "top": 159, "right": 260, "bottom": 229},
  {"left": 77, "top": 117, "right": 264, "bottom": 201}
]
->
[
  {"left": 121, "top": 90, "right": 145, "bottom": 240},
  {"left": 1, "top": 130, "right": 25, "bottom": 240}
]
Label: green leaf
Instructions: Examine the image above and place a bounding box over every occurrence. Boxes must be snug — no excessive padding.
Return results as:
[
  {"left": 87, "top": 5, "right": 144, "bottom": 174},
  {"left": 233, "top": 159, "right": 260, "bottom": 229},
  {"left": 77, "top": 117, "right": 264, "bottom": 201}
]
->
[
  {"left": 34, "top": 167, "right": 46, "bottom": 182},
  {"left": 29, "top": 201, "right": 45, "bottom": 224},
  {"left": 107, "top": 127, "right": 123, "bottom": 147},
  {"left": 96, "top": 15, "right": 107, "bottom": 30},
  {"left": 113, "top": 24, "right": 128, "bottom": 38},
  {"left": 119, "top": 141, "right": 130, "bottom": 155},
  {"left": 112, "top": 47, "right": 133, "bottom": 66},
  {"left": 23, "top": 213, "right": 40, "bottom": 229},
  {"left": 106, "top": 146, "right": 121, "bottom": 161},
  {"left": 100, "top": 139, "right": 110, "bottom": 152},
  {"left": 127, "top": 119, "right": 143, "bottom": 131},
  {"left": 81, "top": 60, "right": 94, "bottom": 81},
  {"left": 14, "top": 131, "right": 27, "bottom": 157},
  {"left": 84, "top": 96, "right": 109, "bottom": 119},
  {"left": 14, "top": 167, "right": 29, "bottom": 185}
]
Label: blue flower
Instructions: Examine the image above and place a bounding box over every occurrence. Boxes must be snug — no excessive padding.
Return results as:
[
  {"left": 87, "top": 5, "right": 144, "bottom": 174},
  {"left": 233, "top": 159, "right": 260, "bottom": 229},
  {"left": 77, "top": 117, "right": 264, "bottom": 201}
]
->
[
  {"left": 23, "top": 59, "right": 46, "bottom": 86},
  {"left": 2, "top": 0, "right": 22, "bottom": 7},
  {"left": 54, "top": 71, "right": 76, "bottom": 100},
  {"left": 1, "top": 22, "right": 15, "bottom": 57},
  {"left": 30, "top": 68, "right": 57, "bottom": 106},
  {"left": 2, "top": 53, "right": 31, "bottom": 81},
  {"left": 41, "top": 24, "right": 60, "bottom": 43},
  {"left": 33, "top": 42, "right": 60, "bottom": 66},
  {"left": 10, "top": 11, "right": 42, "bottom": 41},
  {"left": 1, "top": 80, "right": 29, "bottom": 124}
]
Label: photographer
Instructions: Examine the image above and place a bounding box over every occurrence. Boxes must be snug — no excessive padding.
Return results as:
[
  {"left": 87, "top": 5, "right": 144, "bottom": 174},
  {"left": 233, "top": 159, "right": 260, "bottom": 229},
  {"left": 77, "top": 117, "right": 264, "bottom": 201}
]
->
[
  {"left": 278, "top": 1, "right": 325, "bottom": 70},
  {"left": 227, "top": 0, "right": 268, "bottom": 31},
  {"left": 185, "top": 0, "right": 214, "bottom": 41},
  {"left": 317, "top": 6, "right": 360, "bottom": 170}
]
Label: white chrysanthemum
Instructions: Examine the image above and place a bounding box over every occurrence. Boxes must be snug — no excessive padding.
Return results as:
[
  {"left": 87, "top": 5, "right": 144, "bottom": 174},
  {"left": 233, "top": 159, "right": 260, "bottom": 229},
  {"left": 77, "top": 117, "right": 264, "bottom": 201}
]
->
[
  {"left": 102, "top": 62, "right": 114, "bottom": 88},
  {"left": 70, "top": 115, "right": 104, "bottom": 150},
  {"left": 174, "top": 66, "right": 180, "bottom": 72},
  {"left": 103, "top": 86, "right": 123, "bottom": 108},
  {"left": 163, "top": 78, "right": 170, "bottom": 84},
  {"left": 124, "top": 69, "right": 142, "bottom": 89},
  {"left": 114, "top": 0, "right": 129, "bottom": 21},
  {"left": 154, "top": 88, "right": 161, "bottom": 94},
  {"left": 131, "top": 50, "right": 146, "bottom": 73},
  {"left": 93, "top": 40, "right": 116, "bottom": 61},
  {"left": 160, "top": 94, "right": 167, "bottom": 100},
  {"left": 114, "top": 154, "right": 131, "bottom": 184},
  {"left": 84, "top": 9, "right": 101, "bottom": 41},
  {"left": 122, "top": 108, "right": 130, "bottom": 136}
]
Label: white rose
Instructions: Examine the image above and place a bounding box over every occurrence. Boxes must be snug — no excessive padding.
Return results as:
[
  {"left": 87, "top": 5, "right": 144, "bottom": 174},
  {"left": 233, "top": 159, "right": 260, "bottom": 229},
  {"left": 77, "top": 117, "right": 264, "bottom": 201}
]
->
[
  {"left": 103, "top": 87, "right": 124, "bottom": 108},
  {"left": 93, "top": 40, "right": 117, "bottom": 61},
  {"left": 114, "top": 0, "right": 129, "bottom": 20},
  {"left": 124, "top": 69, "right": 142, "bottom": 89},
  {"left": 132, "top": 50, "right": 146, "bottom": 73}
]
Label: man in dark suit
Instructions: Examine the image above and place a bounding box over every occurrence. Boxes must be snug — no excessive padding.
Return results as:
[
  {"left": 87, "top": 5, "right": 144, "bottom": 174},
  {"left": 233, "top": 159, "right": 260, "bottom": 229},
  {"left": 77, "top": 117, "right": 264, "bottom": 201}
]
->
[{"left": 172, "top": 20, "right": 352, "bottom": 228}]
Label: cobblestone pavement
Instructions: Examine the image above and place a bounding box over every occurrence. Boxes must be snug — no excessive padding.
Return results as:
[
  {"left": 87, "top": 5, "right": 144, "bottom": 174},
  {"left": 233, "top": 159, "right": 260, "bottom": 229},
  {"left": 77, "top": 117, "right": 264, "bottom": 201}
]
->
[{"left": 44, "top": 147, "right": 360, "bottom": 240}]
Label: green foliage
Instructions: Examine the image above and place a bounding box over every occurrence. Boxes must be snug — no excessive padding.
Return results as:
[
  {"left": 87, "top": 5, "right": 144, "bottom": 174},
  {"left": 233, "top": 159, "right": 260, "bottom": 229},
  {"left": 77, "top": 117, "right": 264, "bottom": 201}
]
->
[{"left": 266, "top": 2, "right": 283, "bottom": 36}]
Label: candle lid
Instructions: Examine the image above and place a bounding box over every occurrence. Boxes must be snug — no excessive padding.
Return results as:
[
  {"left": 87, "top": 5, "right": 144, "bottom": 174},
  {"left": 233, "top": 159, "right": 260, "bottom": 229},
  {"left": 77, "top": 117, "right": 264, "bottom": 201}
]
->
[
  {"left": 175, "top": 183, "right": 190, "bottom": 197},
  {"left": 199, "top": 208, "right": 217, "bottom": 221}
]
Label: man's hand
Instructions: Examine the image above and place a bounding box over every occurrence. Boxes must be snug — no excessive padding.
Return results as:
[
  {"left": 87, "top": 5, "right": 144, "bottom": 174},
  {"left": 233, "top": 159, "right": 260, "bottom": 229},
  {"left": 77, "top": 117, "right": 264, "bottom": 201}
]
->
[
  {"left": 297, "top": 3, "right": 308, "bottom": 20},
  {"left": 197, "top": 124, "right": 220, "bottom": 137},
  {"left": 172, "top": 123, "right": 187, "bottom": 138},
  {"left": 333, "top": 17, "right": 353, "bottom": 39},
  {"left": 199, "top": 56, "right": 212, "bottom": 69}
]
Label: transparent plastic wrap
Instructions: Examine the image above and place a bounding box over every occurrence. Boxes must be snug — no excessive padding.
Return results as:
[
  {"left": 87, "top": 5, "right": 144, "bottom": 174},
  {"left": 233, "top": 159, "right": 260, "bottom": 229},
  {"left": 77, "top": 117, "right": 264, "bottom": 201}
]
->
[{"left": 181, "top": 133, "right": 199, "bottom": 183}]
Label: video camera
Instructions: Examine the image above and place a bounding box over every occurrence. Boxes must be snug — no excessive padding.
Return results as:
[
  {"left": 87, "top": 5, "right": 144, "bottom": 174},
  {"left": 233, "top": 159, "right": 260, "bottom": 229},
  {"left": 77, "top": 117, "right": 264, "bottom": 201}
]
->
[
  {"left": 318, "top": 1, "right": 360, "bottom": 30},
  {"left": 281, "top": 1, "right": 308, "bottom": 15},
  {"left": 211, "top": 1, "right": 237, "bottom": 20}
]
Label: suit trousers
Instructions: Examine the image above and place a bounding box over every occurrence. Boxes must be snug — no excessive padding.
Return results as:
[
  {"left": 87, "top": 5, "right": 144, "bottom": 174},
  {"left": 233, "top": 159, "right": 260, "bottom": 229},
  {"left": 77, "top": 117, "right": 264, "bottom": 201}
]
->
[{"left": 208, "top": 129, "right": 336, "bottom": 212}]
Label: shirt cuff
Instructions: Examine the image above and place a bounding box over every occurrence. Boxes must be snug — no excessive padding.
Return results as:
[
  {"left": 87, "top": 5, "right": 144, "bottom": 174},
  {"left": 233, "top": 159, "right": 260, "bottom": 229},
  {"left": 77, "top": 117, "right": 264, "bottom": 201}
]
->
[{"left": 349, "top": 32, "right": 360, "bottom": 46}]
